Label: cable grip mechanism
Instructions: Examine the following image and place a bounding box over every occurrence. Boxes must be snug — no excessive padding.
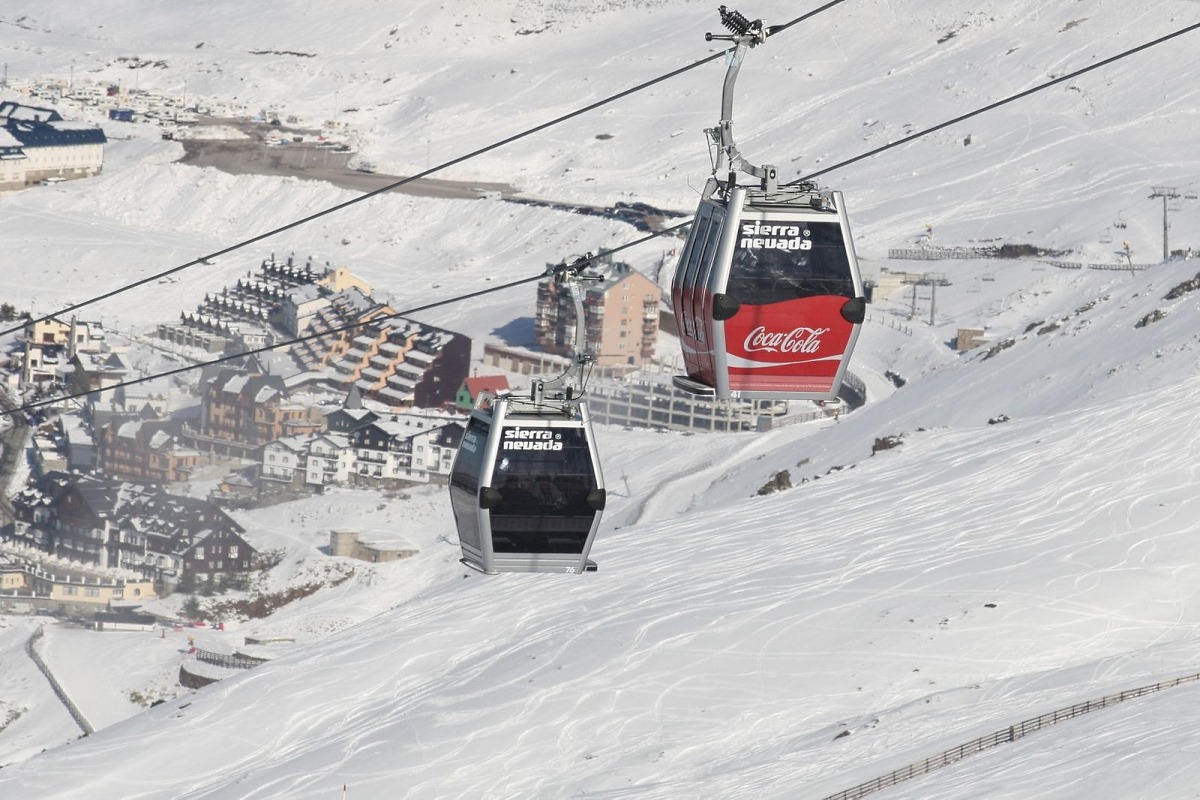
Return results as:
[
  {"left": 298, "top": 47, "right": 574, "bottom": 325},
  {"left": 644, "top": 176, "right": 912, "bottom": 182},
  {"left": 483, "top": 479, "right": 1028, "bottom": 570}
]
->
[{"left": 706, "top": 5, "right": 768, "bottom": 43}]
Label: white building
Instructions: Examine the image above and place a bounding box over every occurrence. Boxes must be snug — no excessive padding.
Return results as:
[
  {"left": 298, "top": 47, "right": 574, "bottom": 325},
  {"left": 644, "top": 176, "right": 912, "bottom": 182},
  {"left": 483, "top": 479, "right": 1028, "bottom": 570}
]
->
[
  {"left": 304, "top": 433, "right": 352, "bottom": 488},
  {"left": 258, "top": 416, "right": 462, "bottom": 492},
  {"left": 0, "top": 101, "right": 106, "bottom": 190},
  {"left": 279, "top": 283, "right": 331, "bottom": 338},
  {"left": 260, "top": 435, "right": 311, "bottom": 487},
  {"left": 347, "top": 418, "right": 463, "bottom": 485}
]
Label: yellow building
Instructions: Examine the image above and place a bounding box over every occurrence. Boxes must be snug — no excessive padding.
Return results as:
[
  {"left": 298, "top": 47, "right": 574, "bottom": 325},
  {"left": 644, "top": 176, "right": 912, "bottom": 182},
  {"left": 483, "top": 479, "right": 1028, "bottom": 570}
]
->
[
  {"left": 1, "top": 561, "right": 156, "bottom": 606},
  {"left": 319, "top": 266, "right": 374, "bottom": 296}
]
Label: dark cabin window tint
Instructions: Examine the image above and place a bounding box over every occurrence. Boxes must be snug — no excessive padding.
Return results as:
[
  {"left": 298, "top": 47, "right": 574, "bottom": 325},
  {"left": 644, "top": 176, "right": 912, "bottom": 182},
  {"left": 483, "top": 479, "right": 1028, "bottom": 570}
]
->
[
  {"left": 726, "top": 219, "right": 853, "bottom": 305},
  {"left": 674, "top": 204, "right": 709, "bottom": 292},
  {"left": 696, "top": 210, "right": 724, "bottom": 293},
  {"left": 488, "top": 426, "right": 597, "bottom": 554},
  {"left": 680, "top": 207, "right": 724, "bottom": 341},
  {"left": 686, "top": 208, "right": 725, "bottom": 290},
  {"left": 451, "top": 418, "right": 489, "bottom": 491}
]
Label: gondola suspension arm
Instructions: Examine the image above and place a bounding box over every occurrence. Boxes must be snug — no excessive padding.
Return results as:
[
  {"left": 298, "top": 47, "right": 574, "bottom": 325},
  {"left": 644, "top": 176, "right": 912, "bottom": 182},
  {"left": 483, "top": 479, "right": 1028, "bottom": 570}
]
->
[
  {"left": 528, "top": 256, "right": 602, "bottom": 412},
  {"left": 705, "top": 6, "right": 783, "bottom": 193}
]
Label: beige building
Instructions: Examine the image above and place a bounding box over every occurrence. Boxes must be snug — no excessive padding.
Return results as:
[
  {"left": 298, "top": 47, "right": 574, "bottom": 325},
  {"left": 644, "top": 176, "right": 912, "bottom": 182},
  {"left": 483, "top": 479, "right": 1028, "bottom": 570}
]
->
[
  {"left": 0, "top": 560, "right": 155, "bottom": 607},
  {"left": 20, "top": 315, "right": 106, "bottom": 387},
  {"left": 329, "top": 530, "right": 418, "bottom": 563},
  {"left": 956, "top": 327, "right": 989, "bottom": 351},
  {"left": 319, "top": 267, "right": 374, "bottom": 295},
  {"left": 535, "top": 257, "right": 662, "bottom": 367}
]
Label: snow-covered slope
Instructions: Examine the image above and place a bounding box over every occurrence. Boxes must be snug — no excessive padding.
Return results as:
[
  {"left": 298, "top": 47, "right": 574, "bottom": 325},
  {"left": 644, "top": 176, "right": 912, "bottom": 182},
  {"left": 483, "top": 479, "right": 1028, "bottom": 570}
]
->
[{"left": 3, "top": 1, "right": 1200, "bottom": 797}]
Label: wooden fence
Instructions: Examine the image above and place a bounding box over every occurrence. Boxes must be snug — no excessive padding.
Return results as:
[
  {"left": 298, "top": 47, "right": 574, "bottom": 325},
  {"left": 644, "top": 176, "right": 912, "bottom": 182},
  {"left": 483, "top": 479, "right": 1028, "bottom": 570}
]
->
[
  {"left": 887, "top": 247, "right": 1151, "bottom": 271},
  {"left": 822, "top": 671, "right": 1200, "bottom": 800},
  {"left": 194, "top": 647, "right": 267, "bottom": 671},
  {"left": 27, "top": 626, "right": 93, "bottom": 735}
]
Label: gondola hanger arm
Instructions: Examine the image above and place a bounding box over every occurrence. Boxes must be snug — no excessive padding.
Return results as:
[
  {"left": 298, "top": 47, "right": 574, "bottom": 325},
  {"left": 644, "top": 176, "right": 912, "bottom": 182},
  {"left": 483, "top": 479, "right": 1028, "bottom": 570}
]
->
[
  {"left": 530, "top": 255, "right": 602, "bottom": 409},
  {"left": 705, "top": 5, "right": 779, "bottom": 192}
]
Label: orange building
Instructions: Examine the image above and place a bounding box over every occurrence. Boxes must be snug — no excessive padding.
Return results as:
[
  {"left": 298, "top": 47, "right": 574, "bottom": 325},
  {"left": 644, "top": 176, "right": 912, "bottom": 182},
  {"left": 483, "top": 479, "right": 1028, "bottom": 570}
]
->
[
  {"left": 201, "top": 371, "right": 321, "bottom": 453},
  {"left": 100, "top": 418, "right": 204, "bottom": 484}
]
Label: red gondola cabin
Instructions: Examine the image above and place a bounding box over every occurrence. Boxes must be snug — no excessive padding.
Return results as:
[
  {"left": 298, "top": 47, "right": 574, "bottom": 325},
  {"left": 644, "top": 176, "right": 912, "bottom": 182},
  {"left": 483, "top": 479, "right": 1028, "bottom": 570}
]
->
[{"left": 672, "top": 183, "right": 866, "bottom": 401}]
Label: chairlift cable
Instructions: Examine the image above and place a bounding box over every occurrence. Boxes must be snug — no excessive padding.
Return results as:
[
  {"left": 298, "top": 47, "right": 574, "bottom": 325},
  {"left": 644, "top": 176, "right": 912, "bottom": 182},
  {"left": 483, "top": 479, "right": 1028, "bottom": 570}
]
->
[
  {"left": 788, "top": 20, "right": 1200, "bottom": 184},
  {"left": 631, "top": 21, "right": 1200, "bottom": 253},
  {"left": 5, "top": 271, "right": 547, "bottom": 416},
  {"left": 1, "top": 1, "right": 847, "bottom": 340},
  {"left": 7, "top": 13, "right": 1198, "bottom": 416}
]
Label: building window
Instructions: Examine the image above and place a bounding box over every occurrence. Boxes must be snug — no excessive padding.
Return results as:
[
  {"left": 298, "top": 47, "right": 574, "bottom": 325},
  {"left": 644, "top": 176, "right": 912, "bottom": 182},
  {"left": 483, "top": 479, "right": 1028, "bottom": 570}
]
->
[
  {"left": 195, "top": 547, "right": 205, "bottom": 559},
  {"left": 230, "top": 545, "right": 239, "bottom": 559}
]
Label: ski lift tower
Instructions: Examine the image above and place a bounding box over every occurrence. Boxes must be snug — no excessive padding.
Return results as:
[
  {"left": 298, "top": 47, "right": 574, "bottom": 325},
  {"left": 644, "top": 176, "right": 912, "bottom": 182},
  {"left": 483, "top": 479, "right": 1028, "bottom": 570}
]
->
[
  {"left": 902, "top": 272, "right": 950, "bottom": 325},
  {"left": 1149, "top": 186, "right": 1180, "bottom": 262}
]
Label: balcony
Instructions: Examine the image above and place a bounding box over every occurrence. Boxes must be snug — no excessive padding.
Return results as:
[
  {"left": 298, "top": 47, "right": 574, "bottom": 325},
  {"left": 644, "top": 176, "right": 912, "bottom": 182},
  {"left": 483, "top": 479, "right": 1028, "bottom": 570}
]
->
[
  {"left": 379, "top": 387, "right": 411, "bottom": 403},
  {"left": 405, "top": 350, "right": 433, "bottom": 366}
]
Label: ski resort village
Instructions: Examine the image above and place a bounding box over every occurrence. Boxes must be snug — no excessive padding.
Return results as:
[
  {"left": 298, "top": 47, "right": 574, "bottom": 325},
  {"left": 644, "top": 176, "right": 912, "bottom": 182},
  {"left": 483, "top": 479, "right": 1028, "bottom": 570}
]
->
[{"left": 0, "top": 96, "right": 862, "bottom": 637}]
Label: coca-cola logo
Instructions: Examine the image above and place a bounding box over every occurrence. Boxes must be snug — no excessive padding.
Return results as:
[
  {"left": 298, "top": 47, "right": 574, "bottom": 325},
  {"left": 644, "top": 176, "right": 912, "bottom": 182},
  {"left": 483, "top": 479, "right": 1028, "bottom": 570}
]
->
[{"left": 744, "top": 326, "right": 830, "bottom": 354}]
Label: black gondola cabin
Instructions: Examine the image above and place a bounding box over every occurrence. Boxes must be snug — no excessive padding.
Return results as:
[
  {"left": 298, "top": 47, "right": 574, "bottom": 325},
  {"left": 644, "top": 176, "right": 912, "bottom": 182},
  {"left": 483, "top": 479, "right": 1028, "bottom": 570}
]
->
[{"left": 449, "top": 392, "right": 605, "bottom": 574}]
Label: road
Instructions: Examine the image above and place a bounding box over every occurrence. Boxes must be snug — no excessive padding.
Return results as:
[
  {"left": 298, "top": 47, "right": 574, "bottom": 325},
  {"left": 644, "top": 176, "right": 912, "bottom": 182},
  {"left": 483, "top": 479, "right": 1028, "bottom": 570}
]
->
[
  {"left": 178, "top": 117, "right": 686, "bottom": 232},
  {"left": 178, "top": 117, "right": 518, "bottom": 199}
]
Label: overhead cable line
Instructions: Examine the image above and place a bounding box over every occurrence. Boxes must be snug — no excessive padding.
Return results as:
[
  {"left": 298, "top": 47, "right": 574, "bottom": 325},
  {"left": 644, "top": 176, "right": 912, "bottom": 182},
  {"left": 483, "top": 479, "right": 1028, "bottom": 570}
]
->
[
  {"left": 790, "top": 20, "right": 1200, "bottom": 183},
  {"left": 583, "top": 21, "right": 1200, "bottom": 261},
  {"left": 650, "top": 21, "right": 1200, "bottom": 249},
  {"left": 7, "top": 211, "right": 702, "bottom": 416},
  {"left": 7, "top": 272, "right": 548, "bottom": 416},
  {"left": 10, "top": 12, "right": 1197, "bottom": 417},
  {"left": 1, "top": 0, "right": 848, "bottom": 340}
]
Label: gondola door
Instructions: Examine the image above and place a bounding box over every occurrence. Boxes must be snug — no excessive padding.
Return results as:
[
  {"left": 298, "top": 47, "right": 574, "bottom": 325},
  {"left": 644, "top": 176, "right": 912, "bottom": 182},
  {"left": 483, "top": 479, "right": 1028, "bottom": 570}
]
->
[{"left": 672, "top": 189, "right": 733, "bottom": 396}]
